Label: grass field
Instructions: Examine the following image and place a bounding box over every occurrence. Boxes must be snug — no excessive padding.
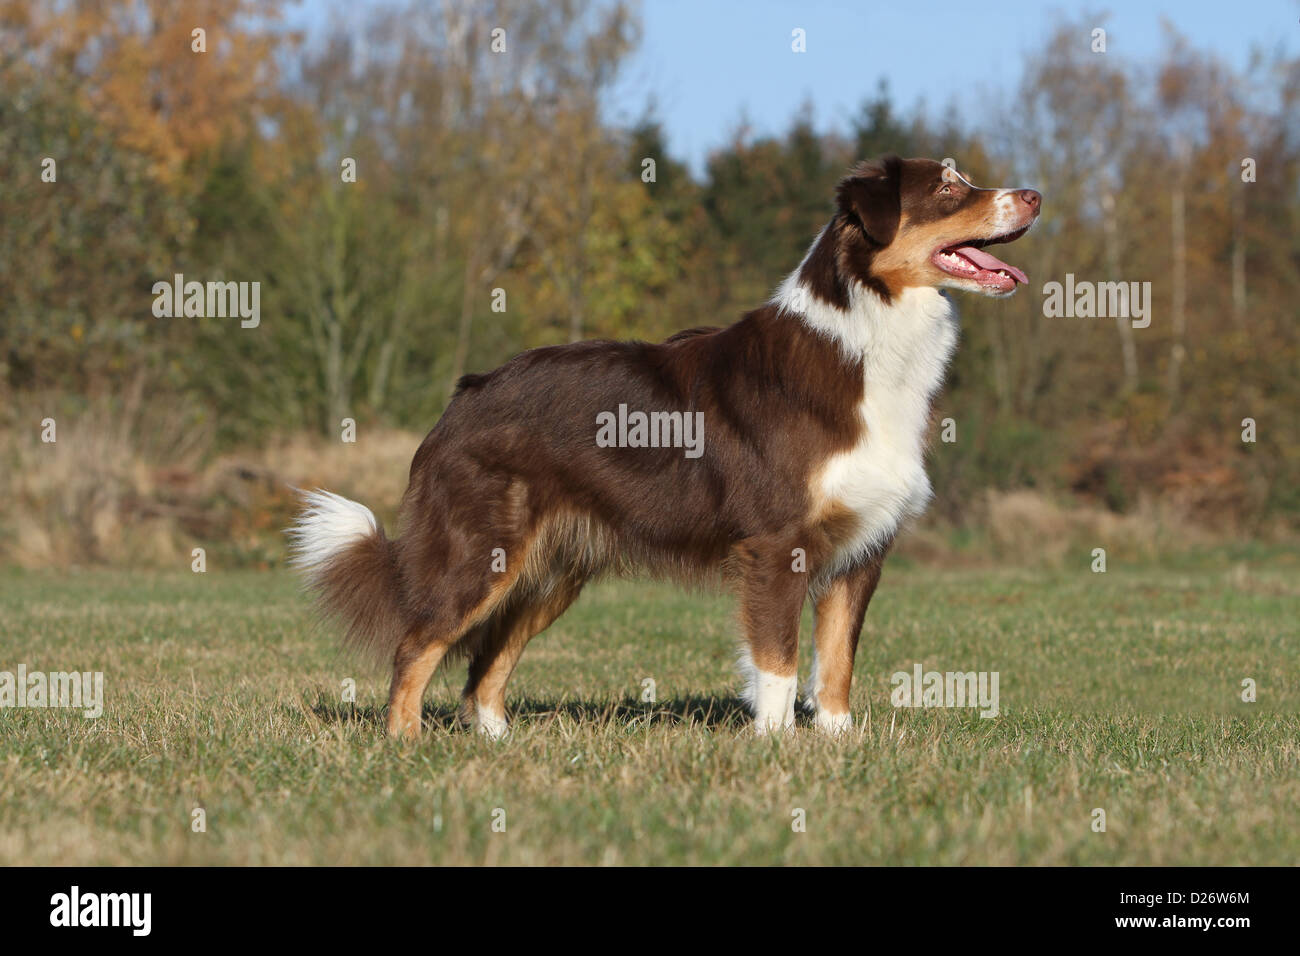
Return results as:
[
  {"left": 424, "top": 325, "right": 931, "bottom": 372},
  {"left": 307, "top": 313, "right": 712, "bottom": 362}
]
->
[{"left": 1, "top": 554, "right": 1297, "bottom": 865}]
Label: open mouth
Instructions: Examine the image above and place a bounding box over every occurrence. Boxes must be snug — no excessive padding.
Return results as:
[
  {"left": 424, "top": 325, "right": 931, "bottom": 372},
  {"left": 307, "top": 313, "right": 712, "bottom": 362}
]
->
[{"left": 931, "top": 225, "right": 1031, "bottom": 292}]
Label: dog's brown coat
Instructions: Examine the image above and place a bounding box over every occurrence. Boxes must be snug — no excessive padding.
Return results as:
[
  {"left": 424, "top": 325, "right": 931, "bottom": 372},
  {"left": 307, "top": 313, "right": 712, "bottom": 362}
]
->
[{"left": 294, "top": 156, "right": 1041, "bottom": 737}]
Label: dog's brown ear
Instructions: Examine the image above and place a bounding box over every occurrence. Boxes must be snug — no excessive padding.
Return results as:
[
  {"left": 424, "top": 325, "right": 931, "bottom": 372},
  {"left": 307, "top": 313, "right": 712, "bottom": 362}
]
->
[{"left": 837, "top": 155, "right": 901, "bottom": 247}]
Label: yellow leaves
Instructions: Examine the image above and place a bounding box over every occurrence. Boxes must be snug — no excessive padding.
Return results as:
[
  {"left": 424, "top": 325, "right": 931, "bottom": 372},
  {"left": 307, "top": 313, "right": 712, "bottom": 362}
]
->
[{"left": 9, "top": 0, "right": 289, "bottom": 188}]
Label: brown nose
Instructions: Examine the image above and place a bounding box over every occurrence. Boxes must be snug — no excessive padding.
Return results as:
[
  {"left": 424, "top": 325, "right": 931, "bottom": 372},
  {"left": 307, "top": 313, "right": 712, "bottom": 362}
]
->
[{"left": 1019, "top": 189, "right": 1041, "bottom": 210}]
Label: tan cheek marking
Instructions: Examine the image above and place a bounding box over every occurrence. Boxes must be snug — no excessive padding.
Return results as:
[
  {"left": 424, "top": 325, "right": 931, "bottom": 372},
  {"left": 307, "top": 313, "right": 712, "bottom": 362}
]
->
[
  {"left": 872, "top": 219, "right": 949, "bottom": 289},
  {"left": 873, "top": 199, "right": 1006, "bottom": 290}
]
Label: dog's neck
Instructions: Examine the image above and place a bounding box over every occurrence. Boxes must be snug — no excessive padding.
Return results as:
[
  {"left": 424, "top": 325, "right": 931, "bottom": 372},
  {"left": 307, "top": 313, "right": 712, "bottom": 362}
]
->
[{"left": 772, "top": 220, "right": 955, "bottom": 365}]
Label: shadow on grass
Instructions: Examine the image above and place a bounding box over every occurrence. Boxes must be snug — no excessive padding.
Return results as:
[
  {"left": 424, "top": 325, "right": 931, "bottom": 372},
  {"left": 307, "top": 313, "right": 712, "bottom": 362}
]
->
[{"left": 309, "top": 693, "right": 751, "bottom": 733}]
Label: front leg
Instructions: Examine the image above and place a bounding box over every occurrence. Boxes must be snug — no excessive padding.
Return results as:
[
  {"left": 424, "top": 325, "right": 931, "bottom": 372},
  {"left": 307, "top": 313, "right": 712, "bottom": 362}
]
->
[
  {"left": 804, "top": 556, "right": 885, "bottom": 733},
  {"left": 736, "top": 537, "right": 810, "bottom": 735}
]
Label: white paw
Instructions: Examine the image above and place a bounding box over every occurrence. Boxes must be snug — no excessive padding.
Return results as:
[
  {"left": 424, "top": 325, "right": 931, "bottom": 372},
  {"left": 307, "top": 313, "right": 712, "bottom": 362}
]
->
[
  {"left": 814, "top": 709, "right": 852, "bottom": 735},
  {"left": 749, "top": 670, "right": 797, "bottom": 735},
  {"left": 753, "top": 712, "right": 796, "bottom": 736},
  {"left": 474, "top": 707, "right": 509, "bottom": 740}
]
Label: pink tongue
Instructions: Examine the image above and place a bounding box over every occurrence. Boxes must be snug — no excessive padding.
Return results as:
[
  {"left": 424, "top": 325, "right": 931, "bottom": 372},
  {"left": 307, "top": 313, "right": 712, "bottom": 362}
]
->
[{"left": 953, "top": 246, "right": 1028, "bottom": 284}]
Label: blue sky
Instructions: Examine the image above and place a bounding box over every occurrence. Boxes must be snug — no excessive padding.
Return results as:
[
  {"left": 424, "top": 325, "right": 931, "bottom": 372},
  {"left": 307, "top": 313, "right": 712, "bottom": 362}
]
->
[
  {"left": 288, "top": 0, "right": 1299, "bottom": 176},
  {"left": 603, "top": 0, "right": 1299, "bottom": 174}
]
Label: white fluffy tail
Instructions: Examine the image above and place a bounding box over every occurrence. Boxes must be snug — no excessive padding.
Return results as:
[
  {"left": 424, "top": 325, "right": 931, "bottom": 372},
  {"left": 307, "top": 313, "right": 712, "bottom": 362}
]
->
[
  {"left": 286, "top": 488, "right": 408, "bottom": 663},
  {"left": 286, "top": 488, "right": 379, "bottom": 584}
]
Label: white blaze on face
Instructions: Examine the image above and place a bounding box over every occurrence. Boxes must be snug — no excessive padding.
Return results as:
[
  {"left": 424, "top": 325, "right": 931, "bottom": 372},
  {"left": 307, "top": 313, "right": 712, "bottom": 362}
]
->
[
  {"left": 945, "top": 166, "right": 1030, "bottom": 241},
  {"left": 991, "top": 188, "right": 1027, "bottom": 234}
]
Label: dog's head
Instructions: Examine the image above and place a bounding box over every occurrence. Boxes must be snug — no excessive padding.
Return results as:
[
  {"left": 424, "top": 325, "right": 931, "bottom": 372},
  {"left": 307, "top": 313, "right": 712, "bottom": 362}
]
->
[{"left": 836, "top": 155, "right": 1041, "bottom": 299}]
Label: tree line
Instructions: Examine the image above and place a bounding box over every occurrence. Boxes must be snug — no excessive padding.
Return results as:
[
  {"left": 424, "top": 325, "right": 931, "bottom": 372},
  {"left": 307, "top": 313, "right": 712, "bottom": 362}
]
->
[{"left": 1, "top": 1, "right": 1296, "bottom": 530}]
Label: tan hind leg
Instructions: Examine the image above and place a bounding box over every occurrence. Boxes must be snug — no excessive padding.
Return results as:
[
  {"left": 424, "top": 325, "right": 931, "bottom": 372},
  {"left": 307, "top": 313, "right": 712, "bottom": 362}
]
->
[
  {"left": 460, "top": 576, "right": 585, "bottom": 739},
  {"left": 385, "top": 557, "right": 532, "bottom": 740},
  {"left": 387, "top": 622, "right": 455, "bottom": 739},
  {"left": 804, "top": 556, "right": 884, "bottom": 734}
]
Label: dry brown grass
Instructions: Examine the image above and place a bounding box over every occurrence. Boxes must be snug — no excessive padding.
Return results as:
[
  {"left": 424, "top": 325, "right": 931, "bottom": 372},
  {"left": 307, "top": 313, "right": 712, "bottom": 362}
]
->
[
  {"left": 2, "top": 387, "right": 209, "bottom": 567},
  {"left": 980, "top": 489, "right": 1215, "bottom": 564},
  {"left": 0, "top": 392, "right": 421, "bottom": 569},
  {"left": 897, "top": 489, "right": 1218, "bottom": 567}
]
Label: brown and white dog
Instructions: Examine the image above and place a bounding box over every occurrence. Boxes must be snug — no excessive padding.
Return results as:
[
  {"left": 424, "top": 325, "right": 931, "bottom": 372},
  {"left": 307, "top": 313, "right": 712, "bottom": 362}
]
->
[{"left": 289, "top": 155, "right": 1041, "bottom": 739}]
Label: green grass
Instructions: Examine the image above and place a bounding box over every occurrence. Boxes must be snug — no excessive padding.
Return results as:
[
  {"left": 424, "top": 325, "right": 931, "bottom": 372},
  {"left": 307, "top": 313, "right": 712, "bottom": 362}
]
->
[{"left": 1, "top": 558, "right": 1297, "bottom": 865}]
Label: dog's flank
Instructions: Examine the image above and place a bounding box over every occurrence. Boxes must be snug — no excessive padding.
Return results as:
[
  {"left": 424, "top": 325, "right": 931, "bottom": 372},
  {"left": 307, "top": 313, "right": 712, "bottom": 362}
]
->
[
  {"left": 594, "top": 404, "right": 705, "bottom": 458},
  {"left": 288, "top": 155, "right": 1041, "bottom": 738}
]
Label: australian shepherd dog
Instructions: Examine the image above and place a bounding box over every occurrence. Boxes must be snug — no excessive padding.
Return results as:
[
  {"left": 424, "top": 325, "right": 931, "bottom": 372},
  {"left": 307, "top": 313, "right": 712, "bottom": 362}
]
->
[{"left": 289, "top": 155, "right": 1042, "bottom": 739}]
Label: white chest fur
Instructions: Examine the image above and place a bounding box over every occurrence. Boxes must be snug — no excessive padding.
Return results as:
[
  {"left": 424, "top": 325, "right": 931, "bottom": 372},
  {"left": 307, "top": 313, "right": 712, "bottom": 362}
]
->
[{"left": 775, "top": 275, "right": 958, "bottom": 571}]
